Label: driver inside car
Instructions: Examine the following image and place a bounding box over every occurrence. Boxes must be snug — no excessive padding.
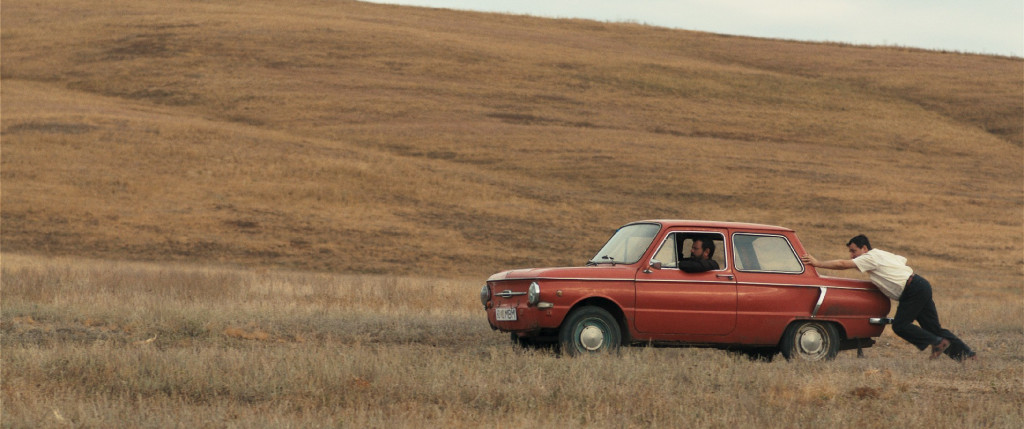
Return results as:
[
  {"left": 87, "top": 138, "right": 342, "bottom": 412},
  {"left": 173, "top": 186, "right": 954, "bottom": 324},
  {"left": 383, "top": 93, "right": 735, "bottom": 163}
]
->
[{"left": 679, "top": 236, "right": 719, "bottom": 273}]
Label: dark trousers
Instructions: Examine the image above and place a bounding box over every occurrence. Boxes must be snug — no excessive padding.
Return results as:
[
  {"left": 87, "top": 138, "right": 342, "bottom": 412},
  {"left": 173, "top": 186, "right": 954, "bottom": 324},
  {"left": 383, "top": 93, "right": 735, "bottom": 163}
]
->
[{"left": 893, "top": 275, "right": 975, "bottom": 360}]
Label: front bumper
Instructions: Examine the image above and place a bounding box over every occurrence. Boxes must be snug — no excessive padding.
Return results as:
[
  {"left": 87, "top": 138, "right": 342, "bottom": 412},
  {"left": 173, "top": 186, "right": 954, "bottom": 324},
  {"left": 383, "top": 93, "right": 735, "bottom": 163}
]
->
[
  {"left": 869, "top": 317, "right": 894, "bottom": 325},
  {"left": 487, "top": 300, "right": 562, "bottom": 333}
]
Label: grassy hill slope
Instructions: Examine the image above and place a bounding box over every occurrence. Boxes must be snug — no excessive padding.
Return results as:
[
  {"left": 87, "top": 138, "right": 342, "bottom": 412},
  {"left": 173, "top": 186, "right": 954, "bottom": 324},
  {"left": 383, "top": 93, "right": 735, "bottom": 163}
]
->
[{"left": 2, "top": 0, "right": 1022, "bottom": 278}]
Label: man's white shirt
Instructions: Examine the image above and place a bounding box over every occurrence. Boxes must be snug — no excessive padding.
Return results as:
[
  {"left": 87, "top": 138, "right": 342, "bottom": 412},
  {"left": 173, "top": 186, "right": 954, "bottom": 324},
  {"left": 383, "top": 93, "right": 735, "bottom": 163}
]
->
[{"left": 852, "top": 248, "right": 914, "bottom": 300}]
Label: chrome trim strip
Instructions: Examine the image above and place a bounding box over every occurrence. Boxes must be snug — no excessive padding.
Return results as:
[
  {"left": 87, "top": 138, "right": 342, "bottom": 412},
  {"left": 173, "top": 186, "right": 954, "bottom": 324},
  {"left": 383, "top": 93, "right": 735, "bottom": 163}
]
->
[
  {"left": 636, "top": 278, "right": 729, "bottom": 284},
  {"left": 737, "top": 281, "right": 875, "bottom": 291},
  {"left": 731, "top": 269, "right": 805, "bottom": 275},
  {"left": 495, "top": 290, "right": 527, "bottom": 298},
  {"left": 869, "top": 317, "right": 894, "bottom": 325},
  {"left": 639, "top": 279, "right": 876, "bottom": 292},
  {"left": 490, "top": 277, "right": 634, "bottom": 283},
  {"left": 490, "top": 277, "right": 877, "bottom": 292},
  {"left": 811, "top": 286, "right": 827, "bottom": 318}
]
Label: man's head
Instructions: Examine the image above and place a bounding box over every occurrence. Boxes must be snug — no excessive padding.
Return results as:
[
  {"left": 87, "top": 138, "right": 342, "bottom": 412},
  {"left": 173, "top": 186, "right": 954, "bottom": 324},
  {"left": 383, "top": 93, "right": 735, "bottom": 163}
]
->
[
  {"left": 690, "top": 237, "right": 716, "bottom": 260},
  {"left": 846, "top": 234, "right": 871, "bottom": 258}
]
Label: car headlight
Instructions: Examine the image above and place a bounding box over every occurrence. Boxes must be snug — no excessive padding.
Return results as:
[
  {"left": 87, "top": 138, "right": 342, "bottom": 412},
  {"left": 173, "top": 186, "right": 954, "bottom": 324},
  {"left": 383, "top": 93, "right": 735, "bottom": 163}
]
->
[
  {"left": 528, "top": 281, "right": 540, "bottom": 305},
  {"left": 480, "top": 284, "right": 491, "bottom": 307}
]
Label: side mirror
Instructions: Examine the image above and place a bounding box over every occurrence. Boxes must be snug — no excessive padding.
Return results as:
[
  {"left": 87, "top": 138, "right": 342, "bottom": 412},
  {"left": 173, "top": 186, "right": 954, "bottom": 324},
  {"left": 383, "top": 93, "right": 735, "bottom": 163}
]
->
[{"left": 649, "top": 259, "right": 663, "bottom": 270}]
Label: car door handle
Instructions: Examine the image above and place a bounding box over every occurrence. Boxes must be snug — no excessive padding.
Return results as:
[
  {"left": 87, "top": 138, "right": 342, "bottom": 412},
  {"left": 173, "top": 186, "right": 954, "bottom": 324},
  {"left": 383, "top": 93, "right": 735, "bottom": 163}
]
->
[{"left": 716, "top": 274, "right": 734, "bottom": 280}]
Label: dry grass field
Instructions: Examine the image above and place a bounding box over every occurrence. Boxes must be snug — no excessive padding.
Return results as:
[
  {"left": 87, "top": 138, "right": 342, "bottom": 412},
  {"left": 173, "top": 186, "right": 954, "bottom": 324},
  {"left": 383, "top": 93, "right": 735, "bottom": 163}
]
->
[
  {"left": 2, "top": 0, "right": 1022, "bottom": 427},
  {"left": 2, "top": 254, "right": 1021, "bottom": 427}
]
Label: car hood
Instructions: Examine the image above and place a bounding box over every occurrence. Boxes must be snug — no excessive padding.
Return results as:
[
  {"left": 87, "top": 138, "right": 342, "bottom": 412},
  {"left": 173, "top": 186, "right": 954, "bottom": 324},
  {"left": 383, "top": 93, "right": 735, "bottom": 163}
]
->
[{"left": 487, "top": 265, "right": 638, "bottom": 282}]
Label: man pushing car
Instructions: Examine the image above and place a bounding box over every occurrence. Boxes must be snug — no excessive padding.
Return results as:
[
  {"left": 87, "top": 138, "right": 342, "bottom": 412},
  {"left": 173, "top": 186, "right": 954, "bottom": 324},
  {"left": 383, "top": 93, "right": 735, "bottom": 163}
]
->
[{"left": 801, "top": 234, "right": 977, "bottom": 361}]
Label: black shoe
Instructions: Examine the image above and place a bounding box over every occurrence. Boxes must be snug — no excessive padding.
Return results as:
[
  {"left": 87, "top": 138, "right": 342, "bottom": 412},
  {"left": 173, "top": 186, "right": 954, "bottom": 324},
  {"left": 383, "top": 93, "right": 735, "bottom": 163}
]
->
[{"left": 930, "top": 339, "right": 950, "bottom": 360}]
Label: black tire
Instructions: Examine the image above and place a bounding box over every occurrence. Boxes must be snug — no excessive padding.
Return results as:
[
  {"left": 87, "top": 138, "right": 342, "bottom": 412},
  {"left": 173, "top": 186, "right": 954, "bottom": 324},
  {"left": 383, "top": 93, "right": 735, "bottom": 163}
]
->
[
  {"left": 780, "top": 321, "right": 840, "bottom": 361},
  {"left": 558, "top": 306, "right": 621, "bottom": 356}
]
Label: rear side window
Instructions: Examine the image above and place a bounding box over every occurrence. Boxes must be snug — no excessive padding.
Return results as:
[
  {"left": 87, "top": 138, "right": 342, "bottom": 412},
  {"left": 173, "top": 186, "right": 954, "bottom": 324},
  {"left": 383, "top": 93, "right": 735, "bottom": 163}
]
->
[{"left": 732, "top": 234, "right": 803, "bottom": 273}]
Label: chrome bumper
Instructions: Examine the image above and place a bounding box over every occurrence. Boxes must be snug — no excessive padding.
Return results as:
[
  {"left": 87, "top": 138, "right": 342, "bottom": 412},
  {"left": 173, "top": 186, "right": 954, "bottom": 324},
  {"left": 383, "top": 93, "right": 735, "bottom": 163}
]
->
[{"left": 869, "top": 317, "right": 894, "bottom": 325}]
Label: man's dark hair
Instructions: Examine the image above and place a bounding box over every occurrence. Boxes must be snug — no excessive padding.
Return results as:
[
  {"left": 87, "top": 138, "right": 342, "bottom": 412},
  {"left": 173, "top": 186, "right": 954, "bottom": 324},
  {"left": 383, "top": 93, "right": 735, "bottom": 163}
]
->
[
  {"left": 695, "top": 236, "right": 716, "bottom": 259},
  {"left": 847, "top": 234, "right": 872, "bottom": 250}
]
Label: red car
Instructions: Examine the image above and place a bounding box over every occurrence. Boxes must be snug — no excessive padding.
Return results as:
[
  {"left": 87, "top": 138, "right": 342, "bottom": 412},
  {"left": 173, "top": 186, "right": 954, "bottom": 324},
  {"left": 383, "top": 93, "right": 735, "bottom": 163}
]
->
[{"left": 481, "top": 220, "right": 891, "bottom": 360}]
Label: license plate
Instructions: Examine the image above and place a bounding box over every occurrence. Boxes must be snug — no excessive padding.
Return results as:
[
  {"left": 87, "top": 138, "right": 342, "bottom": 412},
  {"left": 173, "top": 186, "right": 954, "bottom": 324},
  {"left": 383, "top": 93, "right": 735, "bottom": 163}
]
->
[{"left": 495, "top": 307, "right": 517, "bottom": 321}]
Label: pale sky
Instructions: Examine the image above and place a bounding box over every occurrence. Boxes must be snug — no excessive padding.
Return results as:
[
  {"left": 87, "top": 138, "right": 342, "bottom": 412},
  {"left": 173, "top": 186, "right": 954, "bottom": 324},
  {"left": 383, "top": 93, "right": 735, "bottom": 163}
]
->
[{"left": 367, "top": 0, "right": 1023, "bottom": 57}]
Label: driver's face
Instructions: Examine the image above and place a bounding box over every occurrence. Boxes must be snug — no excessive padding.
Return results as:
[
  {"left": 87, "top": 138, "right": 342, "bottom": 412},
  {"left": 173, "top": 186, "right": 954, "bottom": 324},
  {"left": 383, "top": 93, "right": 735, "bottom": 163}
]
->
[{"left": 691, "top": 241, "right": 708, "bottom": 260}]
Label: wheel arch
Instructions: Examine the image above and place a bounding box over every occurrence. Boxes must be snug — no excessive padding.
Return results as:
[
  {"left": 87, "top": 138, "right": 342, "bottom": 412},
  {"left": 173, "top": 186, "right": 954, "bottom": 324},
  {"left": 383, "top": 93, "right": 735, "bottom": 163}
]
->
[
  {"left": 829, "top": 319, "right": 850, "bottom": 340},
  {"left": 567, "top": 297, "right": 630, "bottom": 344}
]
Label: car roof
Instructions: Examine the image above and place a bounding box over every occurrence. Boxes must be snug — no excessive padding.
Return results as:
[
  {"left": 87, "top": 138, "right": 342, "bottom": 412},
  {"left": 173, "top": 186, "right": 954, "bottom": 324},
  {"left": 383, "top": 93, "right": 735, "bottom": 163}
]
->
[{"left": 628, "top": 220, "right": 794, "bottom": 232}]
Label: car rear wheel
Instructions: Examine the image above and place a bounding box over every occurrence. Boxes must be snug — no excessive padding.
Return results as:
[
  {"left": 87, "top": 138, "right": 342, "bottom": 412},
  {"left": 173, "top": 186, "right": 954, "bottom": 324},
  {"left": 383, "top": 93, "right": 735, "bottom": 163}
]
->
[
  {"left": 781, "top": 321, "right": 840, "bottom": 361},
  {"left": 558, "top": 306, "right": 621, "bottom": 356}
]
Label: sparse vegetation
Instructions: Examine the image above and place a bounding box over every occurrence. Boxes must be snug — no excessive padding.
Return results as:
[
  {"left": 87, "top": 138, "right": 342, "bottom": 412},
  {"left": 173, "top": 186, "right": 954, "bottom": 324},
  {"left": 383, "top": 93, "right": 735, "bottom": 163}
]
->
[
  {"left": 2, "top": 255, "right": 1021, "bottom": 427},
  {"left": 1, "top": 0, "right": 1022, "bottom": 427},
  {"left": 2, "top": 0, "right": 1021, "bottom": 276}
]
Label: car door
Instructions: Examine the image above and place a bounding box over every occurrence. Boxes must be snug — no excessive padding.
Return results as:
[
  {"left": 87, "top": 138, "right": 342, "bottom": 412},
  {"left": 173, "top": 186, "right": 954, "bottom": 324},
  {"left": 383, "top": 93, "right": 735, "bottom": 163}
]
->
[
  {"left": 634, "top": 229, "right": 737, "bottom": 335},
  {"left": 731, "top": 232, "right": 820, "bottom": 343}
]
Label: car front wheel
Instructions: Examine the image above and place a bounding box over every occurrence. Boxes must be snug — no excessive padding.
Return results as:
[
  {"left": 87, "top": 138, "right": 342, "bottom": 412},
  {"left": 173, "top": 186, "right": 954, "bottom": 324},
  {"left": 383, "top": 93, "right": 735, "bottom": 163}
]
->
[
  {"left": 781, "top": 321, "right": 840, "bottom": 361},
  {"left": 558, "top": 306, "right": 621, "bottom": 356}
]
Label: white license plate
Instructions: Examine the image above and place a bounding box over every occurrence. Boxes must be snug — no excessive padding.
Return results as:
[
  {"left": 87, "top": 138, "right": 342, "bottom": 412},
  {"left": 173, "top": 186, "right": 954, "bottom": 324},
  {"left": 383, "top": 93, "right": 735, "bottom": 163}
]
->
[{"left": 495, "top": 307, "right": 517, "bottom": 321}]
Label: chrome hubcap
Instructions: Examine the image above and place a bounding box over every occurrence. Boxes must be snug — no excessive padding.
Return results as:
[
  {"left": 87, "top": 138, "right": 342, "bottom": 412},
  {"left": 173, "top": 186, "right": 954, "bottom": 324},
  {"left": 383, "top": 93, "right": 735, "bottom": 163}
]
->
[
  {"left": 579, "top": 325, "right": 605, "bottom": 351},
  {"left": 798, "top": 326, "right": 825, "bottom": 356}
]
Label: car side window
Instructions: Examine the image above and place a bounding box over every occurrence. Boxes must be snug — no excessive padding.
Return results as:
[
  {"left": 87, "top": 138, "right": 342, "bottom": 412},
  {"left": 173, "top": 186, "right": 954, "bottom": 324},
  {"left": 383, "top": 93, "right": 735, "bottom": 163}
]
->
[
  {"left": 732, "top": 234, "right": 803, "bottom": 273},
  {"left": 679, "top": 236, "right": 726, "bottom": 270},
  {"left": 652, "top": 232, "right": 727, "bottom": 270},
  {"left": 653, "top": 234, "right": 678, "bottom": 267}
]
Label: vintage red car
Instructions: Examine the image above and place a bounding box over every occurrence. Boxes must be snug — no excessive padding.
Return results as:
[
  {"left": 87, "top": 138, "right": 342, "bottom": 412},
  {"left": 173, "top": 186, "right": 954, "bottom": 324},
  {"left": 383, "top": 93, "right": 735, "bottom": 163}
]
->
[{"left": 481, "top": 220, "right": 891, "bottom": 360}]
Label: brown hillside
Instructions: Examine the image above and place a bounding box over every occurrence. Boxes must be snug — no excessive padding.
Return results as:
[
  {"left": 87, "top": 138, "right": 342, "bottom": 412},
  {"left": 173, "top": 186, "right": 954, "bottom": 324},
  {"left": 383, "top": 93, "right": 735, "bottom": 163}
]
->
[{"left": 2, "top": 0, "right": 1022, "bottom": 277}]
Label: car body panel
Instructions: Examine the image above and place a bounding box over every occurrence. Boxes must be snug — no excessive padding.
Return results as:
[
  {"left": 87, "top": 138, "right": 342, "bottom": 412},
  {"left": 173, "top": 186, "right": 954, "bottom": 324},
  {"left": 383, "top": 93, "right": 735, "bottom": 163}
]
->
[
  {"left": 635, "top": 267, "right": 738, "bottom": 336},
  {"left": 486, "top": 266, "right": 636, "bottom": 332}
]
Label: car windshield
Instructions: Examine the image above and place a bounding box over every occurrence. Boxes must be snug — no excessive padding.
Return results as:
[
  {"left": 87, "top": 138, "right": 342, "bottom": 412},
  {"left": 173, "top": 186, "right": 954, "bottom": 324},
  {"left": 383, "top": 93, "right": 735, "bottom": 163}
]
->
[{"left": 589, "top": 223, "right": 661, "bottom": 265}]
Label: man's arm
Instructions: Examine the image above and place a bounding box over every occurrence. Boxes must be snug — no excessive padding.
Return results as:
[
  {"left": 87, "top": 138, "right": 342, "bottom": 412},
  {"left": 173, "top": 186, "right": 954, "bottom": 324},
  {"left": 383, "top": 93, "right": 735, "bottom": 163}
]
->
[
  {"left": 800, "top": 254, "right": 857, "bottom": 270},
  {"left": 679, "top": 258, "right": 718, "bottom": 273}
]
